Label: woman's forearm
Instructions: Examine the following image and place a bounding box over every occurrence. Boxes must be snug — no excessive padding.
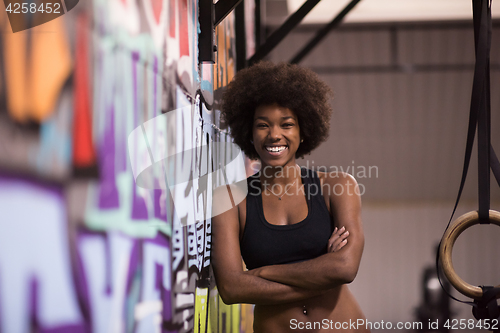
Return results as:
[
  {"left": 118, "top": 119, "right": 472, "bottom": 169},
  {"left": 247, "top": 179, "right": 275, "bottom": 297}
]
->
[
  {"left": 253, "top": 249, "right": 361, "bottom": 290},
  {"left": 216, "top": 270, "right": 323, "bottom": 305}
]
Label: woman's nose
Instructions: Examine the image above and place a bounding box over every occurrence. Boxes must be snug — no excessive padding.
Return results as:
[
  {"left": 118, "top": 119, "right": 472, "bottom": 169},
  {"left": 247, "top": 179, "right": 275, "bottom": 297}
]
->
[{"left": 269, "top": 125, "right": 282, "bottom": 140}]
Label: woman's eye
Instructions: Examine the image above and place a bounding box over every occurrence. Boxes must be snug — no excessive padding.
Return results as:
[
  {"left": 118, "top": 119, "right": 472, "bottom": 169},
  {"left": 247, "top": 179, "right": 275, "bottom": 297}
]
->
[
  {"left": 282, "top": 123, "right": 294, "bottom": 128},
  {"left": 256, "top": 123, "right": 268, "bottom": 128}
]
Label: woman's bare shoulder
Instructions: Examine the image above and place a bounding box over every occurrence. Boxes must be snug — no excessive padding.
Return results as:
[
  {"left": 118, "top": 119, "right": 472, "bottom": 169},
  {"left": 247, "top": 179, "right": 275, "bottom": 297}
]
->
[
  {"left": 316, "top": 170, "right": 361, "bottom": 209},
  {"left": 317, "top": 170, "right": 358, "bottom": 186}
]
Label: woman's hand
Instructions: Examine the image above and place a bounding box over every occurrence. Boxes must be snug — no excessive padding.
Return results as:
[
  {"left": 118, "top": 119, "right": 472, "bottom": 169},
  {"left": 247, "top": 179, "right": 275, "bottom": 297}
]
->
[
  {"left": 248, "top": 227, "right": 349, "bottom": 278},
  {"left": 327, "top": 226, "right": 349, "bottom": 253},
  {"left": 248, "top": 226, "right": 349, "bottom": 278}
]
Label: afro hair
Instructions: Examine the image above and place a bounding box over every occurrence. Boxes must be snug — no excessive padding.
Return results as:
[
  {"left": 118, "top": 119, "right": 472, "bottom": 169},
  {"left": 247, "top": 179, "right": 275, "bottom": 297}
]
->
[{"left": 220, "top": 61, "right": 333, "bottom": 160}]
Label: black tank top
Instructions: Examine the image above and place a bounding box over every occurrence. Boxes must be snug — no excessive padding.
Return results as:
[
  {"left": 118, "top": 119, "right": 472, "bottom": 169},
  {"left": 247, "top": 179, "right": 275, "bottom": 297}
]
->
[{"left": 240, "top": 168, "right": 334, "bottom": 270}]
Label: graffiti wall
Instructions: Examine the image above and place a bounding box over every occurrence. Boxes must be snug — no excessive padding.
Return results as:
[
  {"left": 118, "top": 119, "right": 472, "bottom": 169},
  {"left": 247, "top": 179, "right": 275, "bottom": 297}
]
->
[{"left": 0, "top": 0, "right": 254, "bottom": 332}]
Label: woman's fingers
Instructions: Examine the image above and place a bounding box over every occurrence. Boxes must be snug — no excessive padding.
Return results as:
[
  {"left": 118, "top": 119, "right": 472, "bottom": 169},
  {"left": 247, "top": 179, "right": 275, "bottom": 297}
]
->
[
  {"left": 328, "top": 226, "right": 349, "bottom": 252},
  {"left": 329, "top": 235, "right": 348, "bottom": 252},
  {"left": 329, "top": 226, "right": 345, "bottom": 242}
]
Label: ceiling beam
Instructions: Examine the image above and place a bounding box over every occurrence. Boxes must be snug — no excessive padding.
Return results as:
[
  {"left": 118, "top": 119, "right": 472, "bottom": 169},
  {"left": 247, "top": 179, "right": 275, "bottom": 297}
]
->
[
  {"left": 248, "top": 0, "right": 322, "bottom": 65},
  {"left": 290, "top": 0, "right": 362, "bottom": 64},
  {"left": 215, "top": 0, "right": 244, "bottom": 26}
]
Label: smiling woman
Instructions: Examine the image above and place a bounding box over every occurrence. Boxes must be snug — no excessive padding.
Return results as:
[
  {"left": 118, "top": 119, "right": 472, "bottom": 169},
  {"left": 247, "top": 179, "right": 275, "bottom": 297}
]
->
[{"left": 213, "top": 62, "right": 369, "bottom": 332}]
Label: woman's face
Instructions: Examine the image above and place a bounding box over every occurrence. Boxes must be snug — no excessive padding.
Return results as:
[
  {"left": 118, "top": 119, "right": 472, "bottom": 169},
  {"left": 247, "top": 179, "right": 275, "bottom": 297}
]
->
[{"left": 252, "top": 104, "right": 301, "bottom": 168}]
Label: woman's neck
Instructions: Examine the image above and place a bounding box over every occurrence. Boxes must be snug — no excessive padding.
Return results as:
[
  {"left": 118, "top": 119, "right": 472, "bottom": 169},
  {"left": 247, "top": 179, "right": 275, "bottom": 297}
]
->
[{"left": 259, "top": 162, "right": 301, "bottom": 185}]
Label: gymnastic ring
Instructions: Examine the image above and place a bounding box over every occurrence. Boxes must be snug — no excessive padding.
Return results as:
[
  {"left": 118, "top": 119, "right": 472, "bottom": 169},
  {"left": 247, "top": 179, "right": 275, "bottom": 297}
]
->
[{"left": 439, "top": 209, "right": 500, "bottom": 300}]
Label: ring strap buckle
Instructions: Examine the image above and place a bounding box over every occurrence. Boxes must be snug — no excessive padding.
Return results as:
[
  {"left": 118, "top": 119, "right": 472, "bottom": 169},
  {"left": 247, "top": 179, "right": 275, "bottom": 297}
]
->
[{"left": 472, "top": 286, "right": 500, "bottom": 321}]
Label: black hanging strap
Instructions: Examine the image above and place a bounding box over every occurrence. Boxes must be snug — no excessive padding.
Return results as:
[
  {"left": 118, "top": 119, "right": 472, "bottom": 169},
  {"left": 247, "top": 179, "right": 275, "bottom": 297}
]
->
[
  {"left": 477, "top": 0, "right": 492, "bottom": 223},
  {"left": 491, "top": 146, "right": 500, "bottom": 187},
  {"left": 444, "top": 0, "right": 491, "bottom": 229},
  {"left": 436, "top": 0, "right": 498, "bottom": 307}
]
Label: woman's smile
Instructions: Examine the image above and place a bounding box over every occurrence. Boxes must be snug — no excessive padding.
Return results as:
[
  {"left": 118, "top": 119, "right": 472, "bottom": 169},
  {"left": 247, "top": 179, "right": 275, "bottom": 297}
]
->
[{"left": 265, "top": 145, "right": 288, "bottom": 155}]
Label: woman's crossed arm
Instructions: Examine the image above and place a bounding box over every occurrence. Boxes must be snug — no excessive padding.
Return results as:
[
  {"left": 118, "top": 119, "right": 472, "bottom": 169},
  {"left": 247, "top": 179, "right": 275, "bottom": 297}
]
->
[
  {"left": 248, "top": 173, "right": 365, "bottom": 290},
  {"left": 211, "top": 185, "right": 324, "bottom": 305},
  {"left": 211, "top": 174, "right": 364, "bottom": 304}
]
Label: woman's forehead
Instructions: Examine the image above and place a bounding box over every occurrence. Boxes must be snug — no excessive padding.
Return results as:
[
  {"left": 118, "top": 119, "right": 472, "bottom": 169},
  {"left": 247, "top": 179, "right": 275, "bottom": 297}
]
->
[{"left": 253, "top": 104, "right": 297, "bottom": 119}]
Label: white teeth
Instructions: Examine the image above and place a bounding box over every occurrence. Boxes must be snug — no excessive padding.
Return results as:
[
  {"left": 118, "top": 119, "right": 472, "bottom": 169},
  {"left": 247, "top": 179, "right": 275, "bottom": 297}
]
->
[{"left": 266, "top": 146, "right": 287, "bottom": 152}]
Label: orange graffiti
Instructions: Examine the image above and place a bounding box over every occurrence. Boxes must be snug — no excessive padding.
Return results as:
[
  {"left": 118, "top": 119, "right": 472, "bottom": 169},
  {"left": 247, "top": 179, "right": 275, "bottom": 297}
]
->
[{"left": 2, "top": 15, "right": 72, "bottom": 123}]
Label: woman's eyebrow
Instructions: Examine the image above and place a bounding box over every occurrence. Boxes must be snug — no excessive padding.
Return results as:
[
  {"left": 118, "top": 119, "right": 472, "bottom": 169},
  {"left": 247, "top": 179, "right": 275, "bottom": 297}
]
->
[{"left": 254, "top": 116, "right": 296, "bottom": 121}]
